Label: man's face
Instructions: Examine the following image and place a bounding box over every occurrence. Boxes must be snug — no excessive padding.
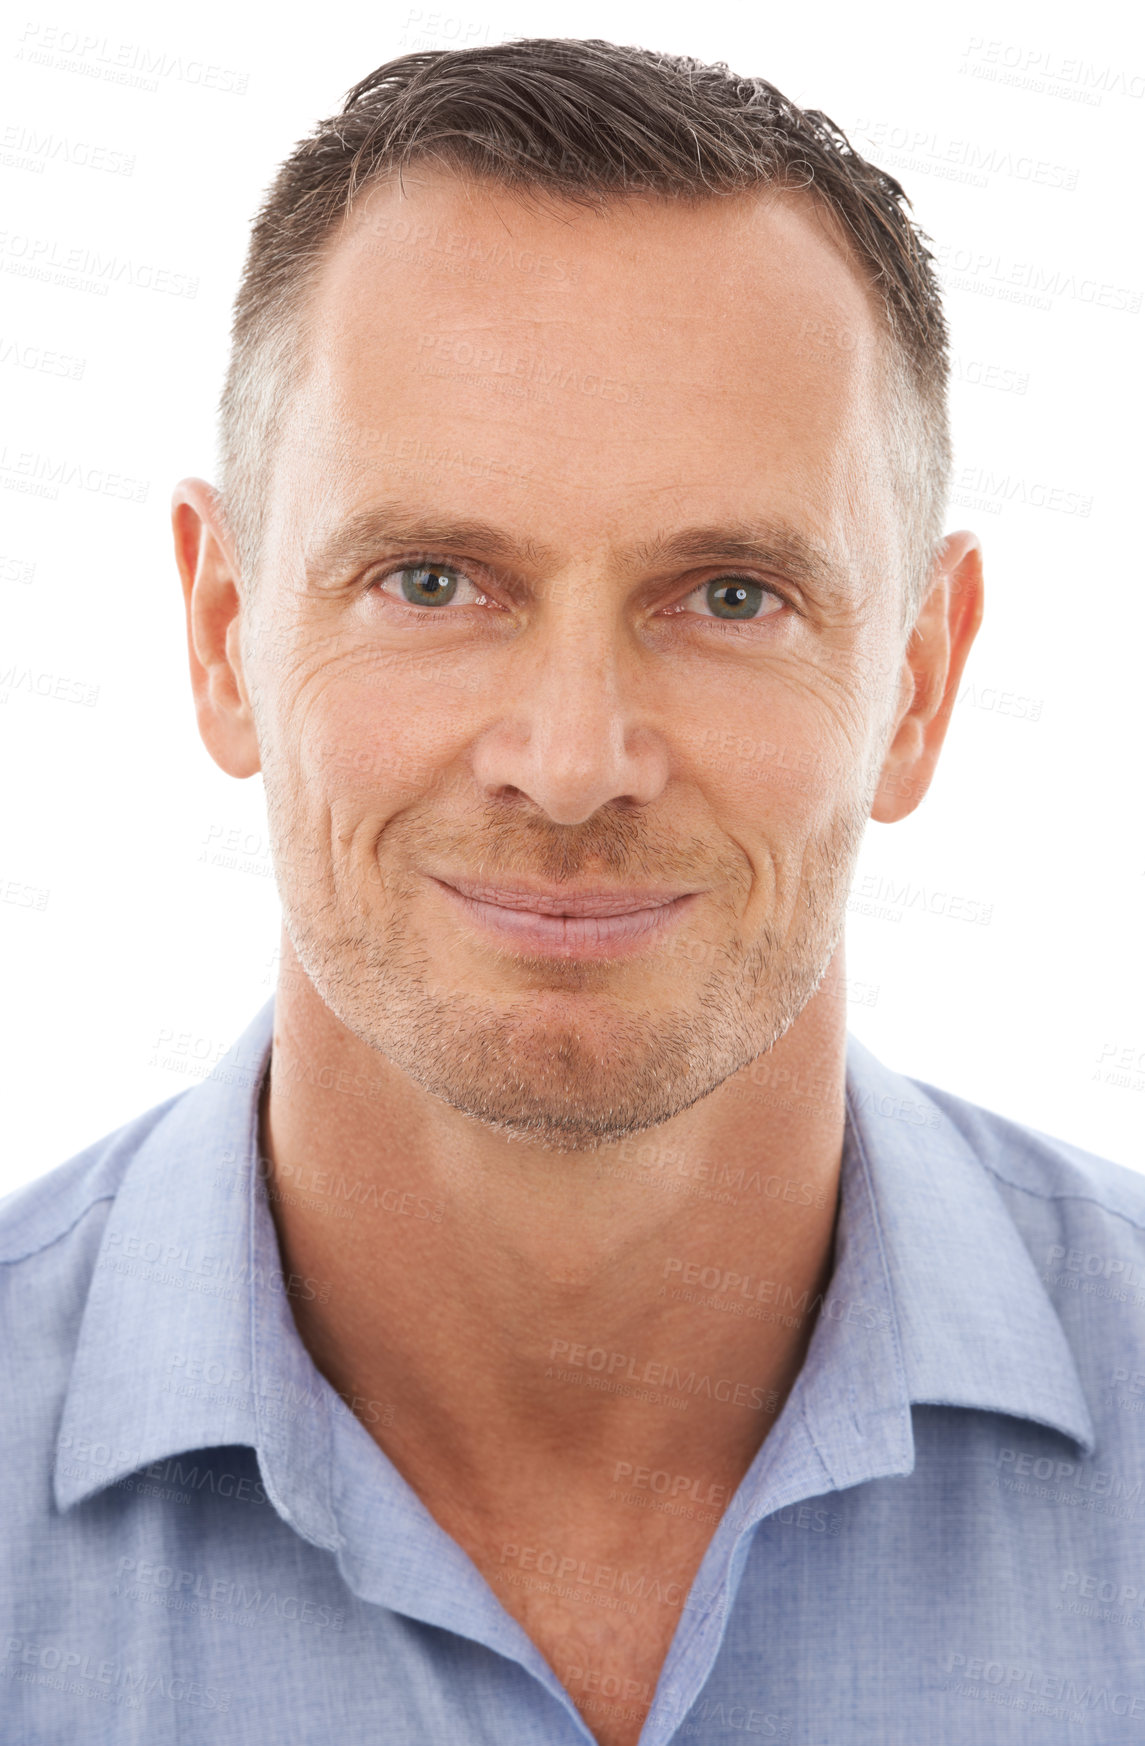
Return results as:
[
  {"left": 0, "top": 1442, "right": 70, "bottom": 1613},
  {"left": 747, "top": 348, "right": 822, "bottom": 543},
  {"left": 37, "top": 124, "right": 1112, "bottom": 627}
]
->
[{"left": 244, "top": 173, "right": 910, "bottom": 1151}]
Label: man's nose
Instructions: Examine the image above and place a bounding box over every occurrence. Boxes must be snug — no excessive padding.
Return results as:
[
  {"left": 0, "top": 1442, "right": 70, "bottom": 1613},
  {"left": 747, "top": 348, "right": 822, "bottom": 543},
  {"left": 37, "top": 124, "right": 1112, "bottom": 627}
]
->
[{"left": 468, "top": 607, "right": 671, "bottom": 826}]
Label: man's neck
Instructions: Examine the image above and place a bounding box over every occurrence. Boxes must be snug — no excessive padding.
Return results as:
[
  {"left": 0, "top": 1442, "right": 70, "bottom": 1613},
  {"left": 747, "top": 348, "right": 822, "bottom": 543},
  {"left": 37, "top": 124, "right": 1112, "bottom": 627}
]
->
[{"left": 260, "top": 932, "right": 848, "bottom": 1532}]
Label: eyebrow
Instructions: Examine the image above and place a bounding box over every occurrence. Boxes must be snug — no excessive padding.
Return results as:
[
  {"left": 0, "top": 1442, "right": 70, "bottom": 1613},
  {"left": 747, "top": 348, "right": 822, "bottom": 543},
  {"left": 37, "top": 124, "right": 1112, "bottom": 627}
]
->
[
  {"left": 620, "top": 525, "right": 852, "bottom": 604},
  {"left": 304, "top": 504, "right": 547, "bottom": 587},
  {"left": 304, "top": 501, "right": 852, "bottom": 606}
]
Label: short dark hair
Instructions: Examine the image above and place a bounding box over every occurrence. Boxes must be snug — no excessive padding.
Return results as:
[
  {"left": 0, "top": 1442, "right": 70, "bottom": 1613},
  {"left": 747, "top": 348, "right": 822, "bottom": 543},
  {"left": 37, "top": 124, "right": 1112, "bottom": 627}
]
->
[{"left": 220, "top": 37, "right": 951, "bottom": 621}]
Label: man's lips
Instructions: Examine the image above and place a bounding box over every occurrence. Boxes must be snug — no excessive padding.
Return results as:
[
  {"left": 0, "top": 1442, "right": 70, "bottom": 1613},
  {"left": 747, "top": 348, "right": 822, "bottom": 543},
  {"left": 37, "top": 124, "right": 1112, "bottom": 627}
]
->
[
  {"left": 428, "top": 875, "right": 702, "bottom": 959},
  {"left": 432, "top": 877, "right": 697, "bottom": 918}
]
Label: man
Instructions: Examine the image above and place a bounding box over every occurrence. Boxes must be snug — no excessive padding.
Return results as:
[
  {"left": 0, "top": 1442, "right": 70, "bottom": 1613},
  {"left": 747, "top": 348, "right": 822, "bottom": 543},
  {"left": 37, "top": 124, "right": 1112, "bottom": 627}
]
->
[{"left": 3, "top": 36, "right": 1143, "bottom": 1746}]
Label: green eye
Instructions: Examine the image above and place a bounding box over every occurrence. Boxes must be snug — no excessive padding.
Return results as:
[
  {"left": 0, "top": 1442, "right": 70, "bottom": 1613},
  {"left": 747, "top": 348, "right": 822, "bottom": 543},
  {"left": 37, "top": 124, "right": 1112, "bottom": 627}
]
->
[
  {"left": 400, "top": 565, "right": 459, "bottom": 606},
  {"left": 707, "top": 580, "right": 766, "bottom": 619}
]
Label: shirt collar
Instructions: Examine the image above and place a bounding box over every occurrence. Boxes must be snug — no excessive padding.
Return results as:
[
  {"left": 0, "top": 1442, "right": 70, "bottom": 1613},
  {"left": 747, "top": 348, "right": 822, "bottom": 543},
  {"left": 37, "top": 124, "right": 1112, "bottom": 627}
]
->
[
  {"left": 652, "top": 1038, "right": 1097, "bottom": 1741},
  {"left": 54, "top": 1003, "right": 1094, "bottom": 1526},
  {"left": 53, "top": 994, "right": 343, "bottom": 1541},
  {"left": 842, "top": 1034, "right": 1095, "bottom": 1453}
]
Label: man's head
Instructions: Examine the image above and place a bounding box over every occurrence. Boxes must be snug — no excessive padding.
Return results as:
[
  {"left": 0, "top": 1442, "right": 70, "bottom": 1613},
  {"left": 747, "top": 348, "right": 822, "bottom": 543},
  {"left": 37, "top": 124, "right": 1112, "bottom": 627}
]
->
[
  {"left": 174, "top": 39, "right": 982, "bottom": 1152},
  {"left": 219, "top": 38, "right": 952, "bottom": 624}
]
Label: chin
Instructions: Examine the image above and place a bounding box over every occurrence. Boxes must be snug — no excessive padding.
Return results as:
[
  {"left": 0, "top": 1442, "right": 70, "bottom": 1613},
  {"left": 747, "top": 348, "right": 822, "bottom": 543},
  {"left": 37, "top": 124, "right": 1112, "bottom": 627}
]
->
[{"left": 372, "top": 994, "right": 769, "bottom": 1154}]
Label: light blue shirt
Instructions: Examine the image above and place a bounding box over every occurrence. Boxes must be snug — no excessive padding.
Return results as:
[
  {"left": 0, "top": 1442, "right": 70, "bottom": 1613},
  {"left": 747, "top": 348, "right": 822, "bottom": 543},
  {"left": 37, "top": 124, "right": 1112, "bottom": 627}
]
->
[{"left": 5, "top": 996, "right": 1145, "bottom": 1742}]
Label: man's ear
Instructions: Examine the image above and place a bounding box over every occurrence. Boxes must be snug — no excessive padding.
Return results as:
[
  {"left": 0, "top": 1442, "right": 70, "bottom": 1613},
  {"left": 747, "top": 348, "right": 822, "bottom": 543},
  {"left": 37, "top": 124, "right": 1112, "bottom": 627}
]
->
[
  {"left": 871, "top": 531, "right": 985, "bottom": 823},
  {"left": 171, "top": 479, "right": 261, "bottom": 778}
]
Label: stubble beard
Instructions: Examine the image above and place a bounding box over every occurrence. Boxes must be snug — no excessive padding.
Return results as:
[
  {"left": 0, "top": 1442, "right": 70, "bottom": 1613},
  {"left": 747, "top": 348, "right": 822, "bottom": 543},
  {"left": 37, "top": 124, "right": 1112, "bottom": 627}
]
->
[{"left": 266, "top": 774, "right": 870, "bottom": 1155}]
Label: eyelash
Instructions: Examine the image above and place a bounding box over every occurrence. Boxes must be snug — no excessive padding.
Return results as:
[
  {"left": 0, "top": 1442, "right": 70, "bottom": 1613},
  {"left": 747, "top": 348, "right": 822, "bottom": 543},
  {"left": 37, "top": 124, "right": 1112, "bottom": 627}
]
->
[
  {"left": 664, "top": 579, "right": 788, "bottom": 627},
  {"left": 370, "top": 564, "right": 491, "bottom": 615},
  {"left": 369, "top": 563, "right": 790, "bottom": 627}
]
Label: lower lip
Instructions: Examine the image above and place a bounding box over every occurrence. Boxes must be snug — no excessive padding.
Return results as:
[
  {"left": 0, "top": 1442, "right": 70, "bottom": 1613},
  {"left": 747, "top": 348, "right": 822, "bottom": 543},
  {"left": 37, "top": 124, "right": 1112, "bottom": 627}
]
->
[{"left": 432, "top": 881, "right": 698, "bottom": 961}]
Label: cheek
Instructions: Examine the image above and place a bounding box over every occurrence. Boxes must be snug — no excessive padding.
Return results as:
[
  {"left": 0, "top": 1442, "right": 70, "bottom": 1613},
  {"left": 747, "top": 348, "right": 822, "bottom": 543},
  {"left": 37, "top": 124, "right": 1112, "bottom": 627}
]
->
[
  {"left": 290, "top": 669, "right": 476, "bottom": 823},
  {"left": 302, "top": 730, "right": 426, "bottom": 811},
  {"left": 696, "top": 678, "right": 871, "bottom": 838}
]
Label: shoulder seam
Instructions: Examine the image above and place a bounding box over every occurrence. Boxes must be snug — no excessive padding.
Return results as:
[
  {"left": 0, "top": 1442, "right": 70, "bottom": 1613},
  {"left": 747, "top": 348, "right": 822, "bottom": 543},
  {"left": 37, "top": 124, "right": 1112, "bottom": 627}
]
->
[
  {"left": 975, "top": 1156, "right": 1145, "bottom": 1236},
  {"left": 0, "top": 1192, "right": 117, "bottom": 1266},
  {"left": 902, "top": 1069, "right": 1145, "bottom": 1234}
]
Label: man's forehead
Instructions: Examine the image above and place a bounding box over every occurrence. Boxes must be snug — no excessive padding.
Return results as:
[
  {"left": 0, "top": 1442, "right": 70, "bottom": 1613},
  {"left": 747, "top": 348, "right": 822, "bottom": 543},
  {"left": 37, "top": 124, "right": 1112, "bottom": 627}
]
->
[
  {"left": 265, "top": 167, "right": 898, "bottom": 595},
  {"left": 314, "top": 165, "right": 884, "bottom": 355},
  {"left": 290, "top": 175, "right": 888, "bottom": 470}
]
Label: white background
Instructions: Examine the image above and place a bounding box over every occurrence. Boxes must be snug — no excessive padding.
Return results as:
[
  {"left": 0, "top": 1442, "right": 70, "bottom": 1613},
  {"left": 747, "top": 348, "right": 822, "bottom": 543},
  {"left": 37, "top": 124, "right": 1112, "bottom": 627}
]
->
[{"left": 2, "top": 0, "right": 1142, "bottom": 1193}]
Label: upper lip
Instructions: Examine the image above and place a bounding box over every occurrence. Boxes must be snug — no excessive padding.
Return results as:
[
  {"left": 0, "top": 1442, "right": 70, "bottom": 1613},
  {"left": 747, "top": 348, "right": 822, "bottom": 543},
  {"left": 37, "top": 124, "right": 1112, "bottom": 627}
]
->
[{"left": 433, "top": 876, "right": 699, "bottom": 918}]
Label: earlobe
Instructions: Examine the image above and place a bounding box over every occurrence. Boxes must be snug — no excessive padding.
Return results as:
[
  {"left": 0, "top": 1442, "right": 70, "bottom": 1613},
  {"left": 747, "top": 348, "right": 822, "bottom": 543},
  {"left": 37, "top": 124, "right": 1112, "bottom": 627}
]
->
[
  {"left": 171, "top": 479, "right": 262, "bottom": 780},
  {"left": 870, "top": 532, "right": 984, "bottom": 824}
]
